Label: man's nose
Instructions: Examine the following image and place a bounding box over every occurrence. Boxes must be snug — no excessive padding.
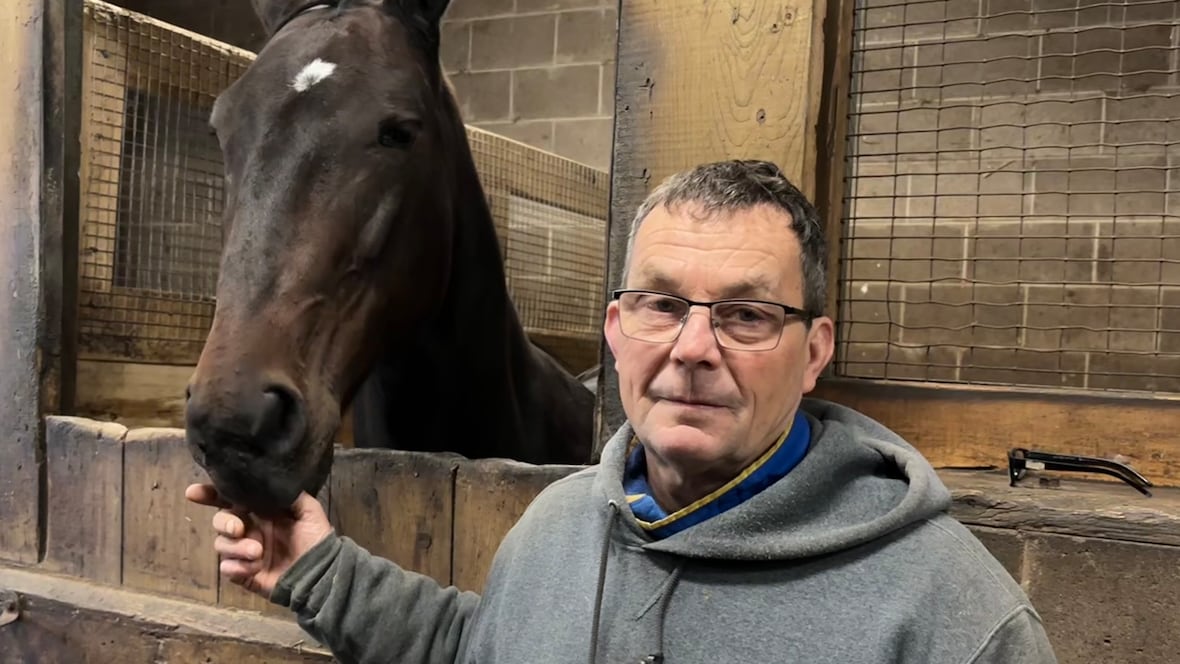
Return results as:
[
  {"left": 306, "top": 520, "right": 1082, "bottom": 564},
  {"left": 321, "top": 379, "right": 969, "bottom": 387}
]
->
[{"left": 671, "top": 308, "right": 722, "bottom": 365}]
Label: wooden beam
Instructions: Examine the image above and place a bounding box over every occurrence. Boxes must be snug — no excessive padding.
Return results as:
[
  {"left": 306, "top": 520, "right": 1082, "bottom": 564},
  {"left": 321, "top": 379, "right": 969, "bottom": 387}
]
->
[
  {"left": 0, "top": 0, "right": 49, "bottom": 565},
  {"left": 809, "top": 378, "right": 1180, "bottom": 487},
  {"left": 0, "top": 565, "right": 330, "bottom": 661},
  {"left": 597, "top": 0, "right": 833, "bottom": 455}
]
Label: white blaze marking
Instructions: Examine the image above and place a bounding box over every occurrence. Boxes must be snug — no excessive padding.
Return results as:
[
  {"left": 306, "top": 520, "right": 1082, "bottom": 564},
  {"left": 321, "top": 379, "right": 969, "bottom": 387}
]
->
[{"left": 292, "top": 58, "right": 337, "bottom": 92}]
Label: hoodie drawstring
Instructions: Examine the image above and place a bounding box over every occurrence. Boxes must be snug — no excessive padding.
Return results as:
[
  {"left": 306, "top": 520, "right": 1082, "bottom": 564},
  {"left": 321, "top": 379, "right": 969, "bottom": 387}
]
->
[
  {"left": 589, "top": 501, "right": 619, "bottom": 664},
  {"left": 647, "top": 563, "right": 684, "bottom": 663}
]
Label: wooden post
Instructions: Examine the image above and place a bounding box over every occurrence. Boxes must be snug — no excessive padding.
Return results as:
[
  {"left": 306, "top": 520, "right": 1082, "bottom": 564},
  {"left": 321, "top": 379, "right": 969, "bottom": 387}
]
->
[
  {"left": 0, "top": 0, "right": 55, "bottom": 566},
  {"left": 595, "top": 0, "right": 836, "bottom": 454}
]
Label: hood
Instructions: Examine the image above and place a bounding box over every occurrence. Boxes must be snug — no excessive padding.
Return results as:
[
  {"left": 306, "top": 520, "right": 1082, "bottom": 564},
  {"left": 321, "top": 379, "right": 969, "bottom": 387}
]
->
[{"left": 592, "top": 396, "right": 953, "bottom": 561}]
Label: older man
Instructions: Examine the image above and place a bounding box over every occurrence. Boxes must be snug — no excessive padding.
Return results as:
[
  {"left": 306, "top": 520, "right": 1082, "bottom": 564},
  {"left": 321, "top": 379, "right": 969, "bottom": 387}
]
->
[{"left": 188, "top": 159, "right": 1057, "bottom": 663}]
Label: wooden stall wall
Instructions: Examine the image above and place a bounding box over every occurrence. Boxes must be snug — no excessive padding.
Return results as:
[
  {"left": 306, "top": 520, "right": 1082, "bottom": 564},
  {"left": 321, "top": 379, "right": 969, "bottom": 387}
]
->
[{"left": 596, "top": 0, "right": 834, "bottom": 452}]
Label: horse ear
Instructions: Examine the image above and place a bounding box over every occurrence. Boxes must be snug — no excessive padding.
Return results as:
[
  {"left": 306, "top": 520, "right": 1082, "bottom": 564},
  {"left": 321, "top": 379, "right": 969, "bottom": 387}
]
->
[
  {"left": 389, "top": 0, "right": 452, "bottom": 31},
  {"left": 250, "top": 0, "right": 309, "bottom": 36}
]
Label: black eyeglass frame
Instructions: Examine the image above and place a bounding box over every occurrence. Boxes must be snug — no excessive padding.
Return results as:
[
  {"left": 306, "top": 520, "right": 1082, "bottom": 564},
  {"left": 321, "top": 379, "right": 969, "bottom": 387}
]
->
[{"left": 610, "top": 288, "right": 816, "bottom": 352}]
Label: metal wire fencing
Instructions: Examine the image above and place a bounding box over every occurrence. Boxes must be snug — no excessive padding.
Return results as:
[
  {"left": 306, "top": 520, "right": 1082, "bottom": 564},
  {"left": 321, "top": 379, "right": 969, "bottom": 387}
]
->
[
  {"left": 838, "top": 0, "right": 1180, "bottom": 393},
  {"left": 76, "top": 0, "right": 608, "bottom": 372}
]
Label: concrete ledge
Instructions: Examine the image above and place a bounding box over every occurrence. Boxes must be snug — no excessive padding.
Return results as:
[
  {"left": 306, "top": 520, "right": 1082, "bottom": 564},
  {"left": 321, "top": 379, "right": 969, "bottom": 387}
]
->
[{"left": 0, "top": 565, "right": 332, "bottom": 662}]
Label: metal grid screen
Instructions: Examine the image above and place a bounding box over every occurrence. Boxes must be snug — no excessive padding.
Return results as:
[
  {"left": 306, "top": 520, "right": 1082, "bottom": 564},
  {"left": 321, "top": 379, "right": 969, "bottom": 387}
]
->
[
  {"left": 79, "top": 0, "right": 252, "bottom": 363},
  {"left": 78, "top": 0, "right": 608, "bottom": 371},
  {"left": 839, "top": 0, "right": 1180, "bottom": 393}
]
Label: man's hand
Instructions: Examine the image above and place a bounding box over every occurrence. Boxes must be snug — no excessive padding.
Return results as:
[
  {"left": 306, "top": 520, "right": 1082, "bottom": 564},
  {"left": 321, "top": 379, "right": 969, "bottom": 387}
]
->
[{"left": 185, "top": 484, "right": 334, "bottom": 599}]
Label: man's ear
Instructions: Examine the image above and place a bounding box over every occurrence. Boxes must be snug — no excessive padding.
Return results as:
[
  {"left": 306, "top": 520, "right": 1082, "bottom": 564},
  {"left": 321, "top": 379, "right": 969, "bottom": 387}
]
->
[
  {"left": 388, "top": 0, "right": 452, "bottom": 32},
  {"left": 250, "top": 0, "right": 319, "bottom": 37}
]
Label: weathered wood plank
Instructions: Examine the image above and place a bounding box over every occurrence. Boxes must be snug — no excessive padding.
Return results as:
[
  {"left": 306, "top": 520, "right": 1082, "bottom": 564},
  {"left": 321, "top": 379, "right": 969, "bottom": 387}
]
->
[
  {"left": 121, "top": 427, "right": 219, "bottom": 603},
  {"left": 943, "top": 469, "right": 1180, "bottom": 548},
  {"left": 74, "top": 359, "right": 191, "bottom": 429},
  {"left": 0, "top": 565, "right": 330, "bottom": 662},
  {"left": 451, "top": 460, "right": 582, "bottom": 592},
  {"left": 0, "top": 0, "right": 48, "bottom": 566},
  {"left": 329, "top": 448, "right": 458, "bottom": 587},
  {"left": 597, "top": 0, "right": 832, "bottom": 454},
  {"left": 810, "top": 378, "right": 1180, "bottom": 488},
  {"left": 41, "top": 416, "right": 126, "bottom": 585}
]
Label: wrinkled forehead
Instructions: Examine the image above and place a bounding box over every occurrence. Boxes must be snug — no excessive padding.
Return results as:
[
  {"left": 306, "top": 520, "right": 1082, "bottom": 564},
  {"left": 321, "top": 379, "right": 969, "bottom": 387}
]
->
[{"left": 210, "top": 5, "right": 429, "bottom": 128}]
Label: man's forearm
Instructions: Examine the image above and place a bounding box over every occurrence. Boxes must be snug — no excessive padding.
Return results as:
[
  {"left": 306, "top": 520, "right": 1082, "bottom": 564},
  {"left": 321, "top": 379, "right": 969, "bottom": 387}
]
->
[{"left": 271, "top": 533, "right": 481, "bottom": 664}]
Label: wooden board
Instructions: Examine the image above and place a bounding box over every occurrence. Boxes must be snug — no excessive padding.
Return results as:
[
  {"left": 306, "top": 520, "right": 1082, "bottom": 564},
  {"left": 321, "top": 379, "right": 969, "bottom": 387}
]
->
[
  {"left": 41, "top": 417, "right": 126, "bottom": 585},
  {"left": 809, "top": 378, "right": 1180, "bottom": 488},
  {"left": 451, "top": 460, "right": 582, "bottom": 592},
  {"left": 74, "top": 359, "right": 191, "bottom": 428},
  {"left": 329, "top": 448, "right": 458, "bottom": 586},
  {"left": 121, "top": 427, "right": 219, "bottom": 603},
  {"left": 0, "top": 564, "right": 331, "bottom": 662},
  {"left": 943, "top": 469, "right": 1180, "bottom": 548},
  {"left": 597, "top": 0, "right": 832, "bottom": 454}
]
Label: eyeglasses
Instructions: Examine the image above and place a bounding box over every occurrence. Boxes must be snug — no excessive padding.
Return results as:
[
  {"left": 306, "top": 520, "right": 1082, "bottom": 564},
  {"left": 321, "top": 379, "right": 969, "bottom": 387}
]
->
[{"left": 611, "top": 289, "right": 813, "bottom": 352}]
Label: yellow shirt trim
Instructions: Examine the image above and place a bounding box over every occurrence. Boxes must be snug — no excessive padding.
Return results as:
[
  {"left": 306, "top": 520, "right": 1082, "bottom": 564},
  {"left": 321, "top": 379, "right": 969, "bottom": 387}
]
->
[{"left": 631, "top": 424, "right": 792, "bottom": 530}]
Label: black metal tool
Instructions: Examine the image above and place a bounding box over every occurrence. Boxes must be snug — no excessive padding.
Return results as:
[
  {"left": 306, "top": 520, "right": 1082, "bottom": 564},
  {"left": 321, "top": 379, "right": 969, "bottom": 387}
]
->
[{"left": 1008, "top": 448, "right": 1153, "bottom": 497}]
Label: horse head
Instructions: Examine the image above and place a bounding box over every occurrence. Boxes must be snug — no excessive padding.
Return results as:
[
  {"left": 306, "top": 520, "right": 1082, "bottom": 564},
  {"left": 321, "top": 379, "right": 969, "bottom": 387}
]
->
[{"left": 185, "top": 0, "right": 461, "bottom": 515}]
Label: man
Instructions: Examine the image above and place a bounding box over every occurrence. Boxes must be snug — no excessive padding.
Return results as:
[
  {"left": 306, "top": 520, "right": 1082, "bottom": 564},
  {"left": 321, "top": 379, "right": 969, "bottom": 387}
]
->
[{"left": 187, "top": 159, "right": 1058, "bottom": 663}]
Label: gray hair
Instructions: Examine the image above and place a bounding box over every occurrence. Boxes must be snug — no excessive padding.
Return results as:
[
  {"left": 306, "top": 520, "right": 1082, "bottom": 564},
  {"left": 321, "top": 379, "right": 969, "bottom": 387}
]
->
[{"left": 621, "top": 159, "right": 828, "bottom": 317}]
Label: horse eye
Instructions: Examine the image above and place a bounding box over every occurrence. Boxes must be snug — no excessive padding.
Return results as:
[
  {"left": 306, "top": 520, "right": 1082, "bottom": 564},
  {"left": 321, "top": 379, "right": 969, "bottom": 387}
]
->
[{"left": 378, "top": 119, "right": 417, "bottom": 149}]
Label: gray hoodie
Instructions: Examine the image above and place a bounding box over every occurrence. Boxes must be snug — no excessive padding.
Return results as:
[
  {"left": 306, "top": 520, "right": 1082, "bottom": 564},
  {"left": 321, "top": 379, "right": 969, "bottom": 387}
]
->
[{"left": 272, "top": 398, "right": 1058, "bottom": 664}]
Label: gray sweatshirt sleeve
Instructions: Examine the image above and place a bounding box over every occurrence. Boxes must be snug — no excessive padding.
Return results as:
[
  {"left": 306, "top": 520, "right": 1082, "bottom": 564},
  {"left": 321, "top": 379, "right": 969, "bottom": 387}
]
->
[
  {"left": 967, "top": 606, "right": 1058, "bottom": 664},
  {"left": 270, "top": 532, "right": 482, "bottom": 664}
]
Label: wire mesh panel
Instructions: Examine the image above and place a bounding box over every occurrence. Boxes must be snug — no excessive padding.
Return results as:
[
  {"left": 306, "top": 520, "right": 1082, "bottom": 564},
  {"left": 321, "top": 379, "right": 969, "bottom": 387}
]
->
[
  {"left": 77, "top": 0, "right": 608, "bottom": 370},
  {"left": 79, "top": 0, "right": 252, "bottom": 363},
  {"left": 468, "top": 128, "right": 609, "bottom": 373},
  {"left": 838, "top": 0, "right": 1180, "bottom": 393}
]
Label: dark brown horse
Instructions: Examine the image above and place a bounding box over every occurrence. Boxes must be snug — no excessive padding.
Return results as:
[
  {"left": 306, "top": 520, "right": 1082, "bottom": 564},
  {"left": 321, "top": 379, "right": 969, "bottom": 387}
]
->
[{"left": 184, "top": 0, "right": 596, "bottom": 516}]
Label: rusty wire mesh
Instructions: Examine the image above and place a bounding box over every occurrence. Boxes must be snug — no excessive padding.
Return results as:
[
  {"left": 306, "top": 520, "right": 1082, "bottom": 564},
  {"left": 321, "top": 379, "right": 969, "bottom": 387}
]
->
[
  {"left": 78, "top": 0, "right": 251, "bottom": 363},
  {"left": 837, "top": 0, "right": 1180, "bottom": 393},
  {"left": 77, "top": 0, "right": 607, "bottom": 371}
]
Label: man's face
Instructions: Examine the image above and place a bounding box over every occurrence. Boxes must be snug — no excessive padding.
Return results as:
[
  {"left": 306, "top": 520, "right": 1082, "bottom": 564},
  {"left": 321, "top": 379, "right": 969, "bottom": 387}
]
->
[{"left": 604, "top": 202, "right": 834, "bottom": 474}]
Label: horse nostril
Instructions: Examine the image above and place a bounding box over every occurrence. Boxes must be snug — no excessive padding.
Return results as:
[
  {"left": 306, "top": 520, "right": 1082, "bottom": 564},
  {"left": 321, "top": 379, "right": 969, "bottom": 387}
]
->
[{"left": 253, "top": 385, "right": 302, "bottom": 449}]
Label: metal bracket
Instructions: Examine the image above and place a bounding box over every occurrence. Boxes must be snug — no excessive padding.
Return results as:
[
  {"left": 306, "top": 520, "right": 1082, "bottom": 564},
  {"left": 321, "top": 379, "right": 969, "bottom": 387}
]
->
[{"left": 1008, "top": 448, "right": 1153, "bottom": 497}]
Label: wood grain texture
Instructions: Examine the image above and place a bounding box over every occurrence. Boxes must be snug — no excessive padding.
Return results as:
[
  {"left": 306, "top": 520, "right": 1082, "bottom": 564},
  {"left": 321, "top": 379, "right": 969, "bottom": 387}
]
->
[
  {"left": 810, "top": 378, "right": 1180, "bottom": 487},
  {"left": 597, "top": 0, "right": 831, "bottom": 453},
  {"left": 329, "top": 448, "right": 458, "bottom": 587},
  {"left": 451, "top": 460, "right": 582, "bottom": 592},
  {"left": 944, "top": 469, "right": 1180, "bottom": 547},
  {"left": 41, "top": 417, "right": 126, "bottom": 585},
  {"left": 0, "top": 564, "right": 331, "bottom": 662},
  {"left": 0, "top": 0, "right": 47, "bottom": 566},
  {"left": 73, "top": 360, "right": 191, "bottom": 429},
  {"left": 121, "top": 427, "right": 218, "bottom": 603}
]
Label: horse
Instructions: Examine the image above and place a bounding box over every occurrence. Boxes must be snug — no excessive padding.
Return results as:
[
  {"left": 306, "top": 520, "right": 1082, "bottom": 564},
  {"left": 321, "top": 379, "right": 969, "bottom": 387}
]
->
[{"left": 183, "top": 0, "right": 597, "bottom": 516}]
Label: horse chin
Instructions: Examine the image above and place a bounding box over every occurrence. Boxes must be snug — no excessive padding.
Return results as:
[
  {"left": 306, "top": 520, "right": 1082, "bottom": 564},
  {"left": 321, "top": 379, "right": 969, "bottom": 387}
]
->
[{"left": 191, "top": 433, "right": 335, "bottom": 518}]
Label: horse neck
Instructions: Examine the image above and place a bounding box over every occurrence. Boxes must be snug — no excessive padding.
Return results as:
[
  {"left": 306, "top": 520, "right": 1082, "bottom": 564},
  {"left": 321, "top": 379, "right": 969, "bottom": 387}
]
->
[{"left": 369, "top": 119, "right": 542, "bottom": 450}]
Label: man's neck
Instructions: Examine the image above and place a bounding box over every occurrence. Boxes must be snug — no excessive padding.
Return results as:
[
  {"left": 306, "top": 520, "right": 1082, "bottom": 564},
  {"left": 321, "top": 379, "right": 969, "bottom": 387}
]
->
[{"left": 644, "top": 457, "right": 744, "bottom": 513}]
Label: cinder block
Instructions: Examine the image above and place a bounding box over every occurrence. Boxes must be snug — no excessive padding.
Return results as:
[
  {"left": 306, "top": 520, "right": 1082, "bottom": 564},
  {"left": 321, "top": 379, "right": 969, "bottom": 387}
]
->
[
  {"left": 553, "top": 117, "right": 613, "bottom": 170},
  {"left": 967, "top": 526, "right": 1025, "bottom": 583},
  {"left": 513, "top": 65, "right": 601, "bottom": 120},
  {"left": 440, "top": 21, "right": 470, "bottom": 73},
  {"left": 960, "top": 347, "right": 1088, "bottom": 388},
  {"left": 1088, "top": 352, "right": 1180, "bottom": 392},
  {"left": 470, "top": 14, "right": 556, "bottom": 70},
  {"left": 880, "top": 344, "right": 962, "bottom": 382},
  {"left": 556, "top": 8, "right": 616, "bottom": 64},
  {"left": 1161, "top": 288, "right": 1180, "bottom": 354},
  {"left": 449, "top": 71, "right": 511, "bottom": 122},
  {"left": 599, "top": 59, "right": 616, "bottom": 115},
  {"left": 983, "top": 0, "right": 1031, "bottom": 35},
  {"left": 838, "top": 281, "right": 902, "bottom": 344},
  {"left": 444, "top": 0, "right": 514, "bottom": 20},
  {"left": 473, "top": 120, "right": 555, "bottom": 152},
  {"left": 1025, "top": 533, "right": 1180, "bottom": 664},
  {"left": 518, "top": 0, "right": 610, "bottom": 10}
]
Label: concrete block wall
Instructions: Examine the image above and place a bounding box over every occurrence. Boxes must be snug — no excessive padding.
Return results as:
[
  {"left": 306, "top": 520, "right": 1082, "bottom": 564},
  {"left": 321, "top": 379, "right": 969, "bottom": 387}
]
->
[
  {"left": 840, "top": 0, "right": 1180, "bottom": 392},
  {"left": 441, "top": 0, "right": 618, "bottom": 171}
]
